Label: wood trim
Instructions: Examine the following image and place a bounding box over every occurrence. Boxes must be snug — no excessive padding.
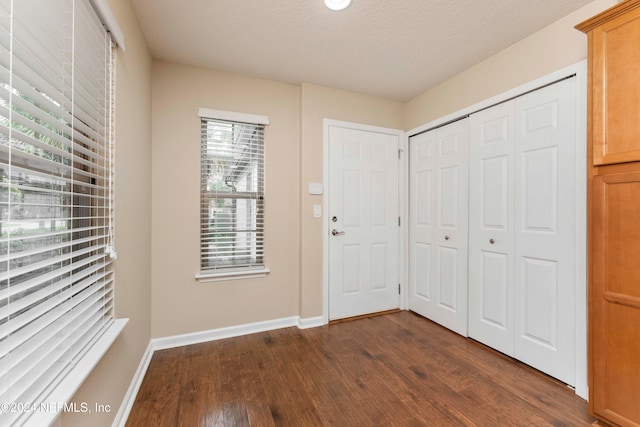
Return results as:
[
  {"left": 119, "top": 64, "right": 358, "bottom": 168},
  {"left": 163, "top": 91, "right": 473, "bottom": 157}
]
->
[
  {"left": 603, "top": 291, "right": 640, "bottom": 309},
  {"left": 576, "top": 0, "right": 640, "bottom": 33},
  {"left": 329, "top": 308, "right": 402, "bottom": 324}
]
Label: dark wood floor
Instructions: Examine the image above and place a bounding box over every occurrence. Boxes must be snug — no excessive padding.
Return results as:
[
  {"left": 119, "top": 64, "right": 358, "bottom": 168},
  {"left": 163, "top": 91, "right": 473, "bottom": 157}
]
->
[{"left": 126, "top": 311, "right": 595, "bottom": 426}]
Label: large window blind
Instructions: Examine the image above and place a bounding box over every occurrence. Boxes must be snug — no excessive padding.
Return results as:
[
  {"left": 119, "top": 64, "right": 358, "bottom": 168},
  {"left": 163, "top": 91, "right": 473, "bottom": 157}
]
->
[
  {"left": 0, "top": 0, "right": 116, "bottom": 425},
  {"left": 200, "top": 114, "right": 266, "bottom": 277}
]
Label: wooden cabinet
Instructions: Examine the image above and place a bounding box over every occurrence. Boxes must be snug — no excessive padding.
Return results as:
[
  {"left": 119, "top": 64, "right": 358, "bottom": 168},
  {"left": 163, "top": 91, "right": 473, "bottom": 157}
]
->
[
  {"left": 577, "top": 1, "right": 640, "bottom": 425},
  {"left": 591, "top": 169, "right": 640, "bottom": 426},
  {"left": 581, "top": 1, "right": 640, "bottom": 165}
]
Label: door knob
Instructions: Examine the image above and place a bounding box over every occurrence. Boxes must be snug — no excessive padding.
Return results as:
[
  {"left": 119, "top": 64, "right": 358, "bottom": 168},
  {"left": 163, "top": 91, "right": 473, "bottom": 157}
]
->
[
  {"left": 331, "top": 229, "right": 345, "bottom": 236},
  {"left": 490, "top": 238, "right": 495, "bottom": 244},
  {"left": 444, "top": 235, "right": 450, "bottom": 240}
]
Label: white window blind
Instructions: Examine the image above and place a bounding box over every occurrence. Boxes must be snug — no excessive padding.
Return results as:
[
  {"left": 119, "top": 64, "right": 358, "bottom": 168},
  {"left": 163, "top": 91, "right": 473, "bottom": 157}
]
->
[
  {"left": 200, "top": 116, "right": 266, "bottom": 276},
  {"left": 0, "top": 0, "right": 116, "bottom": 425}
]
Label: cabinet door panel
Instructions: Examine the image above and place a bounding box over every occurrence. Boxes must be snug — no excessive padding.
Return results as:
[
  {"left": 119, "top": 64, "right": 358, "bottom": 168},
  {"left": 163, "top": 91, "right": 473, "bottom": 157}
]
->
[
  {"left": 592, "top": 7, "right": 640, "bottom": 165},
  {"left": 592, "top": 171, "right": 640, "bottom": 425}
]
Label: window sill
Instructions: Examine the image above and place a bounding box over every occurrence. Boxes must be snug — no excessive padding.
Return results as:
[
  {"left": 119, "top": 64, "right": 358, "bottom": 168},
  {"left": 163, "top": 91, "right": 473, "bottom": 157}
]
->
[
  {"left": 25, "top": 318, "right": 128, "bottom": 427},
  {"left": 195, "top": 267, "right": 270, "bottom": 283}
]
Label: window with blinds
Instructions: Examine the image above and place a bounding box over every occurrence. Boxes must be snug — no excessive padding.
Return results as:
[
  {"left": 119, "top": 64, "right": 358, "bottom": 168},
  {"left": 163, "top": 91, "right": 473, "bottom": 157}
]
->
[
  {"left": 199, "top": 115, "right": 266, "bottom": 278},
  {"left": 0, "top": 0, "right": 116, "bottom": 424}
]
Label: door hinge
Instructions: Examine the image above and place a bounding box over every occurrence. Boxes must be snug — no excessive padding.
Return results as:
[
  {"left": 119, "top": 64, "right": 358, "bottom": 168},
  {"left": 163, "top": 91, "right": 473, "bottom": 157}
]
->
[
  {"left": 398, "top": 284, "right": 401, "bottom": 294},
  {"left": 398, "top": 216, "right": 401, "bottom": 227},
  {"left": 398, "top": 148, "right": 403, "bottom": 159}
]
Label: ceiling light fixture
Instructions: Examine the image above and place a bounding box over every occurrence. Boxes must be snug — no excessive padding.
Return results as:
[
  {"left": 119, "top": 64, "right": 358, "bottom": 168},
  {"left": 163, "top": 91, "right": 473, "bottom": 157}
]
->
[{"left": 324, "top": 0, "right": 351, "bottom": 11}]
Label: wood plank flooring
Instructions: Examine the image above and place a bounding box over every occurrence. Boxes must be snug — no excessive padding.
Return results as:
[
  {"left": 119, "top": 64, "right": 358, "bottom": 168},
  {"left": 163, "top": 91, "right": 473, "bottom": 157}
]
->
[{"left": 126, "top": 311, "right": 595, "bottom": 426}]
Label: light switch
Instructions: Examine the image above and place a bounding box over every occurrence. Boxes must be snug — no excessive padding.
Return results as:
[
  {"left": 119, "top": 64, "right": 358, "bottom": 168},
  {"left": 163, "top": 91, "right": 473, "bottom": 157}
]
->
[{"left": 313, "top": 205, "right": 322, "bottom": 218}]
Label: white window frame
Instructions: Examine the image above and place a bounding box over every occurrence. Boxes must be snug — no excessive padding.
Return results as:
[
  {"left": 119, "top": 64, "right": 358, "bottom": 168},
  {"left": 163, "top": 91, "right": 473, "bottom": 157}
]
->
[{"left": 196, "top": 108, "right": 270, "bottom": 283}]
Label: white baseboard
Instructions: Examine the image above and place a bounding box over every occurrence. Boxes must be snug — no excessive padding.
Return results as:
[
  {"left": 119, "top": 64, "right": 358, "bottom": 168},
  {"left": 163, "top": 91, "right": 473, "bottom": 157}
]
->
[
  {"left": 151, "top": 316, "right": 300, "bottom": 351},
  {"left": 298, "top": 316, "right": 325, "bottom": 329},
  {"left": 111, "top": 341, "right": 154, "bottom": 427},
  {"left": 112, "top": 315, "right": 325, "bottom": 426}
]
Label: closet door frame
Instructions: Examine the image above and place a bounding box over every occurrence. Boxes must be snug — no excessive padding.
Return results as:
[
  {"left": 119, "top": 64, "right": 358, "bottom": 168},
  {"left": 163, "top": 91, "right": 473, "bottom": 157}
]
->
[{"left": 403, "top": 60, "right": 588, "bottom": 399}]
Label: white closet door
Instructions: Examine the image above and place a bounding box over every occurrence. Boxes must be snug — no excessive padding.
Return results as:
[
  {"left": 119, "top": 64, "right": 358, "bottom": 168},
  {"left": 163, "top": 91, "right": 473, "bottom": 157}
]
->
[
  {"left": 468, "top": 101, "right": 516, "bottom": 355},
  {"left": 468, "top": 77, "right": 577, "bottom": 386},
  {"left": 409, "top": 119, "right": 469, "bottom": 336},
  {"left": 513, "top": 77, "right": 576, "bottom": 385}
]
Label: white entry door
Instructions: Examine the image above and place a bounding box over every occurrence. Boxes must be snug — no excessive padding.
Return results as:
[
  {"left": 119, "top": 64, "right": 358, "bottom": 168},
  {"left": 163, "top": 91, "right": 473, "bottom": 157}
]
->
[
  {"left": 469, "top": 77, "right": 577, "bottom": 385},
  {"left": 327, "top": 123, "right": 401, "bottom": 320},
  {"left": 409, "top": 119, "right": 469, "bottom": 336}
]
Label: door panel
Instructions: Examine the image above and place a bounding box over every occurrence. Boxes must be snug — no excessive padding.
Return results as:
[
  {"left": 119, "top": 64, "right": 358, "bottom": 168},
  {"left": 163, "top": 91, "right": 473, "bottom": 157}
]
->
[
  {"left": 514, "top": 78, "right": 576, "bottom": 385},
  {"left": 480, "top": 251, "right": 509, "bottom": 329},
  {"left": 482, "top": 156, "right": 509, "bottom": 229},
  {"left": 520, "top": 257, "right": 558, "bottom": 347},
  {"left": 415, "top": 243, "right": 431, "bottom": 299},
  {"left": 438, "top": 247, "right": 458, "bottom": 310},
  {"left": 409, "top": 118, "right": 468, "bottom": 336},
  {"left": 522, "top": 147, "right": 558, "bottom": 232},
  {"left": 469, "top": 101, "right": 515, "bottom": 355},
  {"left": 439, "top": 166, "right": 459, "bottom": 227},
  {"left": 342, "top": 245, "right": 360, "bottom": 294},
  {"left": 410, "top": 131, "right": 436, "bottom": 312},
  {"left": 328, "top": 125, "right": 400, "bottom": 320}
]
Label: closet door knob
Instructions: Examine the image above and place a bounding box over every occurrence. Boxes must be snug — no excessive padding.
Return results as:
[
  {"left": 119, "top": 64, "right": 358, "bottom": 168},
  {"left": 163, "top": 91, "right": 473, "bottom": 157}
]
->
[
  {"left": 489, "top": 238, "right": 495, "bottom": 244},
  {"left": 444, "top": 235, "right": 450, "bottom": 240}
]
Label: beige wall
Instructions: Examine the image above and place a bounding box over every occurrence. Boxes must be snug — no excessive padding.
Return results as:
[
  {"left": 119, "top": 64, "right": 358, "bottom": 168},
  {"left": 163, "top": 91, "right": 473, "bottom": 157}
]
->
[
  {"left": 150, "top": 61, "right": 301, "bottom": 337},
  {"left": 63, "top": 0, "right": 153, "bottom": 425},
  {"left": 149, "top": 66, "right": 405, "bottom": 333},
  {"left": 299, "top": 84, "right": 404, "bottom": 317},
  {"left": 403, "top": 0, "right": 616, "bottom": 130}
]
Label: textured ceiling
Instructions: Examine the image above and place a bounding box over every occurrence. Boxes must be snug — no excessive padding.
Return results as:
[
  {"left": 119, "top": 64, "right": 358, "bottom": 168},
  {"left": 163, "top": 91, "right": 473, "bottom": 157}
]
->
[{"left": 130, "top": 0, "right": 594, "bottom": 102}]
